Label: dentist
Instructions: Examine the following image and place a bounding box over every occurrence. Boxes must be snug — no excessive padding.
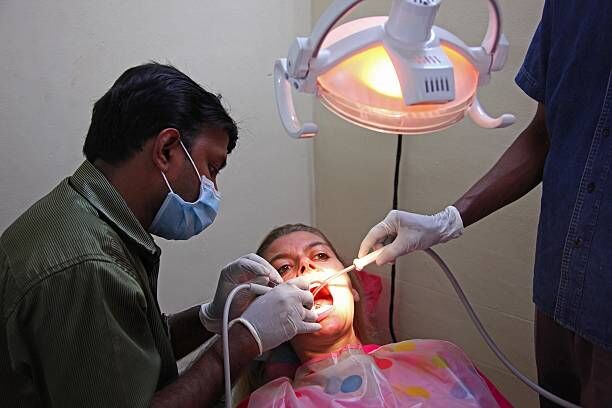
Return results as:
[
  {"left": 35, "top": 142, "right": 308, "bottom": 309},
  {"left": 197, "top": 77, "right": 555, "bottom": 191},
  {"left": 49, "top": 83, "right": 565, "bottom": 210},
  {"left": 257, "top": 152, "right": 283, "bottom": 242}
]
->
[{"left": 0, "top": 63, "right": 319, "bottom": 407}]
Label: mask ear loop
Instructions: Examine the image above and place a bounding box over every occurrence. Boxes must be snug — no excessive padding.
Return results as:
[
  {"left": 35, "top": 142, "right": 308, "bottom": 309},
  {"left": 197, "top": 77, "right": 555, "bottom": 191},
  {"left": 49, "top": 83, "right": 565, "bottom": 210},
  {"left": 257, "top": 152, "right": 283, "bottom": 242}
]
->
[
  {"left": 158, "top": 139, "right": 207, "bottom": 198},
  {"left": 160, "top": 172, "right": 174, "bottom": 193},
  {"left": 179, "top": 140, "right": 203, "bottom": 189},
  {"left": 179, "top": 139, "right": 221, "bottom": 197},
  {"left": 158, "top": 140, "right": 200, "bottom": 194}
]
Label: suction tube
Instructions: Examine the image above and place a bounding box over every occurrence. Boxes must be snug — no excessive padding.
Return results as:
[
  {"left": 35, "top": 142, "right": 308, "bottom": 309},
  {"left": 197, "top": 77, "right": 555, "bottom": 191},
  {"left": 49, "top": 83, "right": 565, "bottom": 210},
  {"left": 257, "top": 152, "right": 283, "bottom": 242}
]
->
[{"left": 423, "top": 248, "right": 581, "bottom": 408}]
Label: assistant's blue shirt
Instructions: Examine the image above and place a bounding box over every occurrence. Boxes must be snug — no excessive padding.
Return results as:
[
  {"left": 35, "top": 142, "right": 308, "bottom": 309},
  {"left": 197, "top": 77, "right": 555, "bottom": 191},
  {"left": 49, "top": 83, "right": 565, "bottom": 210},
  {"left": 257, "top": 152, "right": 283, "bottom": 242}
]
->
[{"left": 515, "top": 0, "right": 612, "bottom": 349}]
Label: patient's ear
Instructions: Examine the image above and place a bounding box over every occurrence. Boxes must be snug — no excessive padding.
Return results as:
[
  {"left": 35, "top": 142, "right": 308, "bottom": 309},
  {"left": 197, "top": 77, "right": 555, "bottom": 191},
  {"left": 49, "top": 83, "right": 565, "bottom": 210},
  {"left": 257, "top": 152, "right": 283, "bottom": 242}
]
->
[{"left": 351, "top": 288, "right": 360, "bottom": 302}]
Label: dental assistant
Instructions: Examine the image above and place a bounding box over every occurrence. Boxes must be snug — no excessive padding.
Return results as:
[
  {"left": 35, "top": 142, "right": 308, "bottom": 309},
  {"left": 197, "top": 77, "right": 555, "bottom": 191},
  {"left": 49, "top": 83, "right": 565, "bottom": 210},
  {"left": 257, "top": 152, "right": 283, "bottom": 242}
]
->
[
  {"left": 360, "top": 1, "right": 612, "bottom": 406},
  {"left": 0, "top": 63, "right": 320, "bottom": 408}
]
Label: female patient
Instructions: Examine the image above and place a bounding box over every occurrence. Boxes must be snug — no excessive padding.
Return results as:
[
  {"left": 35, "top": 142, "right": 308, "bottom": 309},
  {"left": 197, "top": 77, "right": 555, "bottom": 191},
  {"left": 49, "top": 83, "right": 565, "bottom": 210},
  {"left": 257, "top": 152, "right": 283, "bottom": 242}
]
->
[{"left": 236, "top": 224, "right": 510, "bottom": 407}]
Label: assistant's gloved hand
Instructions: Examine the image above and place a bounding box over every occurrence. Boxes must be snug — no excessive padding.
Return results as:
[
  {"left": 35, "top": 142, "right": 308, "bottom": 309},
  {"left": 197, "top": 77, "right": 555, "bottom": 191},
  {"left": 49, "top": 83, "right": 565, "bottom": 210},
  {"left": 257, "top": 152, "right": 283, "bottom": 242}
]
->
[
  {"left": 199, "top": 253, "right": 282, "bottom": 333},
  {"left": 235, "top": 277, "right": 321, "bottom": 354},
  {"left": 358, "top": 206, "right": 464, "bottom": 266}
]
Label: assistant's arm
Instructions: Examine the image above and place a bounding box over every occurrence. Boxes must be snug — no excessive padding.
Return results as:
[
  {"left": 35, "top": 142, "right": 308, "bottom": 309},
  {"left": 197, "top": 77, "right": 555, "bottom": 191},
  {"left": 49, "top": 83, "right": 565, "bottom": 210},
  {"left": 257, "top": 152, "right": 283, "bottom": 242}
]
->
[
  {"left": 454, "top": 102, "right": 549, "bottom": 226},
  {"left": 359, "top": 0, "right": 552, "bottom": 262},
  {"left": 359, "top": 103, "right": 549, "bottom": 264}
]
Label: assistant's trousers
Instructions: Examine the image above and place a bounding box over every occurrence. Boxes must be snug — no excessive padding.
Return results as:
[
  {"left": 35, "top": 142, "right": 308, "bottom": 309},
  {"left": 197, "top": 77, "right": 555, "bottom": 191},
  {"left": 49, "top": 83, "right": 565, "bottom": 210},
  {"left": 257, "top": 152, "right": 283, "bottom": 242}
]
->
[{"left": 536, "top": 309, "right": 612, "bottom": 407}]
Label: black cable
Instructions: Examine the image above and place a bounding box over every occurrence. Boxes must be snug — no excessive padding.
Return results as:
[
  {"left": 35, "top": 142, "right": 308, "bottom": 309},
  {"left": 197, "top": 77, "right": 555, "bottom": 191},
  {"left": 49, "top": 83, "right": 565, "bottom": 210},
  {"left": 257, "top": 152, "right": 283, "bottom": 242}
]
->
[{"left": 389, "top": 134, "right": 402, "bottom": 343}]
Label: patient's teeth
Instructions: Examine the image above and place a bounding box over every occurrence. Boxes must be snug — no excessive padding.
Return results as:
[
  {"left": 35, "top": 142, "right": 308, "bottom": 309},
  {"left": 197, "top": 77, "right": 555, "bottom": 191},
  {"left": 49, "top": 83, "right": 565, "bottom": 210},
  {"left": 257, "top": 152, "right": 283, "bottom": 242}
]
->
[{"left": 315, "top": 304, "right": 334, "bottom": 322}]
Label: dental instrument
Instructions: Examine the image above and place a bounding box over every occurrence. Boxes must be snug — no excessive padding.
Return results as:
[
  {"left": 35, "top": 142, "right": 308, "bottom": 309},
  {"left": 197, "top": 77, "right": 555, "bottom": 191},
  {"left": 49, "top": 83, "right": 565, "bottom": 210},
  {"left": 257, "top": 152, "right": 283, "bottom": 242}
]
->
[
  {"left": 311, "top": 265, "right": 354, "bottom": 298},
  {"left": 311, "top": 247, "right": 384, "bottom": 298},
  {"left": 274, "top": 0, "right": 515, "bottom": 138}
]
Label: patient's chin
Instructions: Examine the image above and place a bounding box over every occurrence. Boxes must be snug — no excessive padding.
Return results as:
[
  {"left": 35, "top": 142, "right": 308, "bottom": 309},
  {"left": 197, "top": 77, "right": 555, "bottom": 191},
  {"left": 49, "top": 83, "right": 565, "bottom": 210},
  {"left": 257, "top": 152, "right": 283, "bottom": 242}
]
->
[
  {"left": 311, "top": 313, "right": 349, "bottom": 337},
  {"left": 292, "top": 316, "right": 354, "bottom": 359}
]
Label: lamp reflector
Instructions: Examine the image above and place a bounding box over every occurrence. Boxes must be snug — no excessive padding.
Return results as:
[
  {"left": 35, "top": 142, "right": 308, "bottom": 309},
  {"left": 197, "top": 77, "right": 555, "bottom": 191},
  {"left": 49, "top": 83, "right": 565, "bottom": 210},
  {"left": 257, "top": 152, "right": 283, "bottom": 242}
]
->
[{"left": 317, "top": 17, "right": 479, "bottom": 134}]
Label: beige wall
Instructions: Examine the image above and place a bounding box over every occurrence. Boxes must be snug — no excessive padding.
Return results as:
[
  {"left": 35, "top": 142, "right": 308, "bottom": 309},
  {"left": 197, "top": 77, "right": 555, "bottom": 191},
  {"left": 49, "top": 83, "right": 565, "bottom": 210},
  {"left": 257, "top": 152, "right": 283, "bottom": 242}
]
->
[
  {"left": 1, "top": 0, "right": 548, "bottom": 404},
  {"left": 312, "top": 0, "right": 544, "bottom": 406},
  {"left": 0, "top": 0, "right": 314, "bottom": 313}
]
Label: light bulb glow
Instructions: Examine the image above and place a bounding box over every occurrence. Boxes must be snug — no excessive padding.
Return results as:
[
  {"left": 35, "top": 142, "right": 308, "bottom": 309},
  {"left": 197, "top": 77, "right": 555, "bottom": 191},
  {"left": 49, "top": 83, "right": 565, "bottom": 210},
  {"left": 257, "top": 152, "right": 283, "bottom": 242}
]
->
[
  {"left": 316, "top": 16, "right": 480, "bottom": 134},
  {"left": 336, "top": 45, "right": 471, "bottom": 100},
  {"left": 358, "top": 46, "right": 403, "bottom": 98}
]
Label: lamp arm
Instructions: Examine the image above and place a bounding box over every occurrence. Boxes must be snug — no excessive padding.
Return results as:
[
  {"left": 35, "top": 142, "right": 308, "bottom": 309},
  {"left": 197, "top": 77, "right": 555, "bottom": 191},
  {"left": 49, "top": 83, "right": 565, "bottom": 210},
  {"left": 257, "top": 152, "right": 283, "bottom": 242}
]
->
[
  {"left": 309, "top": 0, "right": 365, "bottom": 59},
  {"left": 308, "top": 0, "right": 504, "bottom": 68},
  {"left": 482, "top": 0, "right": 502, "bottom": 55}
]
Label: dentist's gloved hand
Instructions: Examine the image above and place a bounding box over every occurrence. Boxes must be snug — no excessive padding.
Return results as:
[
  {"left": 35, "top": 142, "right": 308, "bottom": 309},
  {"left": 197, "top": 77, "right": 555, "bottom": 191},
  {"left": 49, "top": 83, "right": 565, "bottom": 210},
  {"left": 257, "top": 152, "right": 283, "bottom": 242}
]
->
[
  {"left": 235, "top": 277, "right": 321, "bottom": 354},
  {"left": 199, "top": 253, "right": 283, "bottom": 333},
  {"left": 358, "top": 206, "right": 464, "bottom": 266}
]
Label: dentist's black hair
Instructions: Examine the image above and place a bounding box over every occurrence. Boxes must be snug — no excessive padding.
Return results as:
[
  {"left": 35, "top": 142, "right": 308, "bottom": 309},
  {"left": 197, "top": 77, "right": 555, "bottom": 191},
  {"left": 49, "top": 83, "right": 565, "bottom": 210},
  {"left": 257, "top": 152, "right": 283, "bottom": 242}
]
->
[{"left": 83, "top": 62, "right": 238, "bottom": 164}]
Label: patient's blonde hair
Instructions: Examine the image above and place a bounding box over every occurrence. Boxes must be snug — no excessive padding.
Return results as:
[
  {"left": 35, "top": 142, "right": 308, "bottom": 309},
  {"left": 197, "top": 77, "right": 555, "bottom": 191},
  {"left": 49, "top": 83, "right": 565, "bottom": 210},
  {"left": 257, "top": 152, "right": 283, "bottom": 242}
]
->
[{"left": 233, "top": 224, "right": 377, "bottom": 406}]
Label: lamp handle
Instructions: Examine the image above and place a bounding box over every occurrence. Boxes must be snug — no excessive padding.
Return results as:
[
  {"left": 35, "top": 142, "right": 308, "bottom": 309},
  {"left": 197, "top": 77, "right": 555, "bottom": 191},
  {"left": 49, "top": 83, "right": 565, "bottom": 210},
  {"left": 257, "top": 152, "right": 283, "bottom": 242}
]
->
[
  {"left": 467, "top": 97, "right": 515, "bottom": 128},
  {"left": 273, "top": 59, "right": 318, "bottom": 139}
]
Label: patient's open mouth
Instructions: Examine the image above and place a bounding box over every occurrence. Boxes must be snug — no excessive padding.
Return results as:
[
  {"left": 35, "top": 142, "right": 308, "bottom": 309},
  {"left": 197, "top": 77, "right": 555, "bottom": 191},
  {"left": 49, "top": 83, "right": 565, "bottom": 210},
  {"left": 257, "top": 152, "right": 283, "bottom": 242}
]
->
[{"left": 310, "top": 283, "right": 334, "bottom": 321}]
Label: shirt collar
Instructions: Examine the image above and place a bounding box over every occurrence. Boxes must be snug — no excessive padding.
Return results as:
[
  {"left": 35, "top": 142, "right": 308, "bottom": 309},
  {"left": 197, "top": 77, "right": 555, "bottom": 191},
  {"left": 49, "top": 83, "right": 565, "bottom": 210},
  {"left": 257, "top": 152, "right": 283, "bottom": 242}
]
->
[{"left": 69, "top": 160, "right": 159, "bottom": 256}]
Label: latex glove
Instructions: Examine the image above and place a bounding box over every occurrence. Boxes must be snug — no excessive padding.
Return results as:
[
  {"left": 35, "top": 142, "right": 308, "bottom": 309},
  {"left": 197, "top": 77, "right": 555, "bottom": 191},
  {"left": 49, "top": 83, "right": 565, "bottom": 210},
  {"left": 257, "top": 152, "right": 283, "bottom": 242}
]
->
[
  {"left": 199, "top": 253, "right": 282, "bottom": 333},
  {"left": 235, "top": 277, "right": 321, "bottom": 354},
  {"left": 358, "top": 206, "right": 463, "bottom": 266}
]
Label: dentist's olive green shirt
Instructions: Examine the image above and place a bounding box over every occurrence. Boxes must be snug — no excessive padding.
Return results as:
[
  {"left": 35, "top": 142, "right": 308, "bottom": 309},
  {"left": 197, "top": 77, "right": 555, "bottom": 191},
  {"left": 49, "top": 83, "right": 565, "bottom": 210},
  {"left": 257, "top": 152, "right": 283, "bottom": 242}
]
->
[{"left": 0, "top": 161, "right": 178, "bottom": 407}]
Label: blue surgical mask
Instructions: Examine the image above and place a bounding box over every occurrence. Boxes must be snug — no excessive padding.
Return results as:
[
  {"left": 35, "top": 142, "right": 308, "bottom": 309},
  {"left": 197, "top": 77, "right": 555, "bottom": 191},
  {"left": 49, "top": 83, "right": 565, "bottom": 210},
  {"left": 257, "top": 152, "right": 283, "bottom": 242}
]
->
[{"left": 148, "top": 141, "right": 221, "bottom": 240}]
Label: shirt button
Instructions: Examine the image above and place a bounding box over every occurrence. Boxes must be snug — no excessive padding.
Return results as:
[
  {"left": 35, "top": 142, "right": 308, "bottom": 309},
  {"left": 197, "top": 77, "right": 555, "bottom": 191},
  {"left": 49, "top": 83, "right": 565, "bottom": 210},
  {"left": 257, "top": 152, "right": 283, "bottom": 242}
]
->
[
  {"left": 587, "top": 182, "right": 596, "bottom": 193},
  {"left": 575, "top": 238, "right": 583, "bottom": 248},
  {"left": 603, "top": 127, "right": 610, "bottom": 137}
]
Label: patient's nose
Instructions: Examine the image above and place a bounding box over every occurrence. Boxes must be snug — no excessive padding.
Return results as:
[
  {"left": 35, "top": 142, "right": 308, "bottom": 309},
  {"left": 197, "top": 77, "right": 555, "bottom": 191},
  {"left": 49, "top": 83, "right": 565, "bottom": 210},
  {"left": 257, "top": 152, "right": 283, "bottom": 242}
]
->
[{"left": 299, "top": 259, "right": 317, "bottom": 275}]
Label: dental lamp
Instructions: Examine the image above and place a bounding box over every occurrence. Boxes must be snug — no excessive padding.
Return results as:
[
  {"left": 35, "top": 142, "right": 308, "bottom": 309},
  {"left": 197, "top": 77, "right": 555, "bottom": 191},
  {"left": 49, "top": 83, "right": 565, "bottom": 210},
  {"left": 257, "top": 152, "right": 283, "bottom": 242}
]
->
[{"left": 274, "top": 0, "right": 515, "bottom": 138}]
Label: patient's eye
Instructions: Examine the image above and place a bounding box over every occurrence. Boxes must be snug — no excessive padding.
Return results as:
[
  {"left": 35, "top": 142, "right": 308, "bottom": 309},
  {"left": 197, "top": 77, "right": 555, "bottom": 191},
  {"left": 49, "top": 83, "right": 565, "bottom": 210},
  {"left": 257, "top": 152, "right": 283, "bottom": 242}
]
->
[
  {"left": 278, "top": 264, "right": 293, "bottom": 276},
  {"left": 313, "top": 252, "right": 330, "bottom": 261}
]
